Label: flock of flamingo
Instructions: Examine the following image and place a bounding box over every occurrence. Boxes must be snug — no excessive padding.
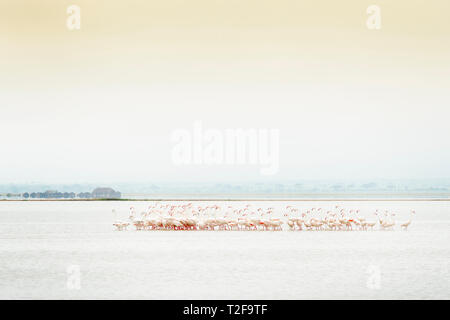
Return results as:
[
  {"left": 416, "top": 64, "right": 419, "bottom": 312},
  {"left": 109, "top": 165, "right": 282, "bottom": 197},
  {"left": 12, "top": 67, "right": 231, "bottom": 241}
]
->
[{"left": 112, "top": 203, "right": 414, "bottom": 232}]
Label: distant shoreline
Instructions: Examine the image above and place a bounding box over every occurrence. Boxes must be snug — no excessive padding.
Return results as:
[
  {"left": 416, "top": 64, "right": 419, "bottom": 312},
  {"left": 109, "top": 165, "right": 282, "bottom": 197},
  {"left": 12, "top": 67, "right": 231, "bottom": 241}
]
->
[{"left": 1, "top": 198, "right": 449, "bottom": 202}]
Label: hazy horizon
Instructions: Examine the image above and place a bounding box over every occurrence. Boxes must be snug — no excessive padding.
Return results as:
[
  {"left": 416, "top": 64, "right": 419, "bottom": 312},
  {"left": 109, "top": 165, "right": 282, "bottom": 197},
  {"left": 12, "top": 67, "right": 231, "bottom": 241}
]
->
[{"left": 1, "top": 178, "right": 449, "bottom": 197}]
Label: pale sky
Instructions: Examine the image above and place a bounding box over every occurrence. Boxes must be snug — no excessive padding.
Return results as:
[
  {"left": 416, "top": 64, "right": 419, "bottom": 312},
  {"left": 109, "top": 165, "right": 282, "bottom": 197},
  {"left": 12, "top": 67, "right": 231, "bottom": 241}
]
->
[{"left": 1, "top": 1, "right": 449, "bottom": 183}]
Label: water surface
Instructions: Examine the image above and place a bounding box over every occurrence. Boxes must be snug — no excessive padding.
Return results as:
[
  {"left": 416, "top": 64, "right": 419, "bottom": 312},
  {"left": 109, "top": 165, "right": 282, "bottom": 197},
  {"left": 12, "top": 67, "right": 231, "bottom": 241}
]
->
[{"left": 0, "top": 200, "right": 449, "bottom": 299}]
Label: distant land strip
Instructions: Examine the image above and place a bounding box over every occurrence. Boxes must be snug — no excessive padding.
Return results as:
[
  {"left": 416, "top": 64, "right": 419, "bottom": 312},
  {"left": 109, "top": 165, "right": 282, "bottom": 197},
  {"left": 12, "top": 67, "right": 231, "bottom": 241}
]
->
[{"left": 1, "top": 198, "right": 449, "bottom": 202}]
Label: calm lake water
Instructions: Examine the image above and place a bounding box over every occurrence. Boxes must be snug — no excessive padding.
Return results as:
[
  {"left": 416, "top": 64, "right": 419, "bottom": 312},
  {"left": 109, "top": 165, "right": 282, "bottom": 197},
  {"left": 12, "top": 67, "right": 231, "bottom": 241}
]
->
[{"left": 0, "top": 200, "right": 449, "bottom": 299}]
